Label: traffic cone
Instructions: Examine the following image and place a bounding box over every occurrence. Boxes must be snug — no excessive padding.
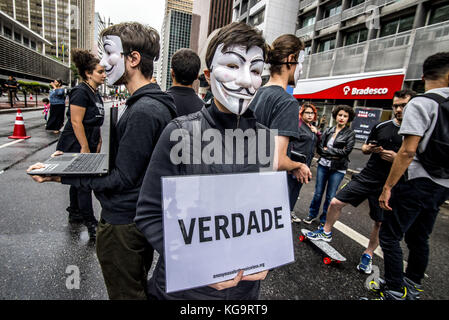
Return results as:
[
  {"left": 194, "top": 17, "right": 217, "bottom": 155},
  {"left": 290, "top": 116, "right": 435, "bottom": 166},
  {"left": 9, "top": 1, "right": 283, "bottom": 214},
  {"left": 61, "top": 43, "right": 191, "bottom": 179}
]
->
[
  {"left": 29, "top": 93, "right": 33, "bottom": 101},
  {"left": 8, "top": 108, "right": 31, "bottom": 139}
]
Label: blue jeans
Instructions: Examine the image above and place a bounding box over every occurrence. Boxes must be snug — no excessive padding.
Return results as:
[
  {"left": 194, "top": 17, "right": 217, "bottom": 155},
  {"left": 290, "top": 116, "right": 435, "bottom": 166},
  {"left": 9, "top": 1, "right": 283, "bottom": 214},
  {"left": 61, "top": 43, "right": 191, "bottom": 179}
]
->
[{"left": 308, "top": 164, "right": 345, "bottom": 224}]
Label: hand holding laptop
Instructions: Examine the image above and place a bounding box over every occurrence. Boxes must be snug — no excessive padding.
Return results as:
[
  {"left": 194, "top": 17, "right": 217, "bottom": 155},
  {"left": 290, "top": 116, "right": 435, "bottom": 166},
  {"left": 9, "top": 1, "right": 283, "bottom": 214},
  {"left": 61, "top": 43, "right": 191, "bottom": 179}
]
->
[{"left": 27, "top": 151, "right": 64, "bottom": 183}]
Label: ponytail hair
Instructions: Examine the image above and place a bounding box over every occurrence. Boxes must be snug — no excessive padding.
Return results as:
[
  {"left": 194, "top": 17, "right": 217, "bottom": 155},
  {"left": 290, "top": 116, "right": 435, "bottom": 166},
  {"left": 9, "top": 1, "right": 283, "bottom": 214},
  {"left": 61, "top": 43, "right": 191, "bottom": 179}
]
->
[
  {"left": 267, "top": 34, "right": 304, "bottom": 75},
  {"left": 71, "top": 48, "right": 100, "bottom": 81}
]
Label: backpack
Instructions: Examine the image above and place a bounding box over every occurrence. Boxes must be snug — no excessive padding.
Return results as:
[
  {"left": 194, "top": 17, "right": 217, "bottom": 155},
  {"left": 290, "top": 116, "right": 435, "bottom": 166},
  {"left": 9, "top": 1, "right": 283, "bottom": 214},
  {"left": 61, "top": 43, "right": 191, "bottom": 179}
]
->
[{"left": 413, "top": 93, "right": 449, "bottom": 179}]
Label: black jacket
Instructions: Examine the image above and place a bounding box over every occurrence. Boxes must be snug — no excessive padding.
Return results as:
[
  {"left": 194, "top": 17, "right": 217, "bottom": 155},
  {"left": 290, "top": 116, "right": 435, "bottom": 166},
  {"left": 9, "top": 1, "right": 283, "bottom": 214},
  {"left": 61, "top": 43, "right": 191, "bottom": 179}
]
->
[
  {"left": 317, "top": 126, "right": 355, "bottom": 171},
  {"left": 62, "top": 83, "right": 177, "bottom": 224},
  {"left": 134, "top": 102, "right": 274, "bottom": 300},
  {"left": 166, "top": 86, "right": 204, "bottom": 117}
]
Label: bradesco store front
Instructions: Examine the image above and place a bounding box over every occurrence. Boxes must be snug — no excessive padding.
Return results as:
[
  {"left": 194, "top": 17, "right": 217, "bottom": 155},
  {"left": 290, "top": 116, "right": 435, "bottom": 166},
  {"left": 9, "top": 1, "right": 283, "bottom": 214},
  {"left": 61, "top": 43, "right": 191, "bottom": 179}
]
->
[{"left": 293, "top": 69, "right": 405, "bottom": 142}]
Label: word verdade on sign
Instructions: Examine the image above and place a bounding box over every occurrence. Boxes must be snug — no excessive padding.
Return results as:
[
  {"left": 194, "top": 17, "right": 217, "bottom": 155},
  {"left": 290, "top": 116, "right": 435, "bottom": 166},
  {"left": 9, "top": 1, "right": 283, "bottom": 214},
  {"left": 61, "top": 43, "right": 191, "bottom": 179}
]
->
[{"left": 162, "top": 171, "right": 294, "bottom": 293}]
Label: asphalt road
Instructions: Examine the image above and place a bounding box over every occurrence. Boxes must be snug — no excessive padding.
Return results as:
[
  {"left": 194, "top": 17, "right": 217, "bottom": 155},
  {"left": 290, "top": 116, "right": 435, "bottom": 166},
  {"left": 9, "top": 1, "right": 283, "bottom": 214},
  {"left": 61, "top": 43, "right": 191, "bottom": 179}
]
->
[{"left": 1, "top": 104, "right": 448, "bottom": 300}]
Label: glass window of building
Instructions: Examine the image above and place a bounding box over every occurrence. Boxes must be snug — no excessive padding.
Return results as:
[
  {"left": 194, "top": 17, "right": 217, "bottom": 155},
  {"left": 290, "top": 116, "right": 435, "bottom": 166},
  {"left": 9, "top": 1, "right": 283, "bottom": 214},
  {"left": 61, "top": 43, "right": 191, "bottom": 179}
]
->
[
  {"left": 350, "top": 0, "right": 365, "bottom": 7},
  {"left": 345, "top": 29, "right": 368, "bottom": 46},
  {"left": 4, "top": 26, "right": 12, "bottom": 38},
  {"left": 23, "top": 37, "right": 29, "bottom": 46},
  {"left": 302, "top": 15, "right": 316, "bottom": 28},
  {"left": 31, "top": 40, "right": 36, "bottom": 50},
  {"left": 318, "top": 38, "right": 336, "bottom": 52},
  {"left": 249, "top": 9, "right": 264, "bottom": 26},
  {"left": 429, "top": 3, "right": 449, "bottom": 25},
  {"left": 380, "top": 14, "right": 414, "bottom": 37},
  {"left": 323, "top": 2, "right": 342, "bottom": 19},
  {"left": 14, "top": 32, "right": 22, "bottom": 43}
]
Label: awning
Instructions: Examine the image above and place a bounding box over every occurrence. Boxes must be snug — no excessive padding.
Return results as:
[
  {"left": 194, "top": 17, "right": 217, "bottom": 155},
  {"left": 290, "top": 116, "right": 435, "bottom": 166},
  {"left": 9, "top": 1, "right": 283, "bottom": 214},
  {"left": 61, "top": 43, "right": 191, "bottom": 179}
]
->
[{"left": 293, "top": 69, "right": 405, "bottom": 100}]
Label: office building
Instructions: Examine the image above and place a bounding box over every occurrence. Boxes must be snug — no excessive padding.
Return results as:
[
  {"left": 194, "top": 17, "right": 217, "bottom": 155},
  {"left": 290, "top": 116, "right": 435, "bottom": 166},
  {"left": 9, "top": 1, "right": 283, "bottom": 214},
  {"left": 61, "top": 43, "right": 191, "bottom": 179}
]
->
[
  {"left": 158, "top": 0, "right": 194, "bottom": 90},
  {"left": 0, "top": 0, "right": 95, "bottom": 84}
]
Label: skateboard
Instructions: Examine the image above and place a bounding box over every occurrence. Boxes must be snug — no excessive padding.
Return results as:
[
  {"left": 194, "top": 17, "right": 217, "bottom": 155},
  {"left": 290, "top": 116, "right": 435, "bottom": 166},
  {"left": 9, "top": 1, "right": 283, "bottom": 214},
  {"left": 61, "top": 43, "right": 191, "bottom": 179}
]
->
[{"left": 299, "top": 228, "right": 347, "bottom": 265}]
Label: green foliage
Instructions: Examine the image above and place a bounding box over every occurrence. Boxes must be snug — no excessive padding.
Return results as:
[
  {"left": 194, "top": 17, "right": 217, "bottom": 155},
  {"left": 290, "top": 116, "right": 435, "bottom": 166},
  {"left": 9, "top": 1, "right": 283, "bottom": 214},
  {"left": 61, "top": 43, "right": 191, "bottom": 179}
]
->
[{"left": 17, "top": 80, "right": 51, "bottom": 93}]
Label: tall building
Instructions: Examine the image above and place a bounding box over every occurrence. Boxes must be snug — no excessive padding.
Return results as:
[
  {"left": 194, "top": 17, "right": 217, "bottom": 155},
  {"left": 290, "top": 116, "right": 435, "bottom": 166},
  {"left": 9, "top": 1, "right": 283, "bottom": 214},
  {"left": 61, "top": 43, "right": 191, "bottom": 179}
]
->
[
  {"left": 193, "top": 0, "right": 233, "bottom": 69},
  {"left": 0, "top": 0, "right": 95, "bottom": 84},
  {"left": 293, "top": 0, "right": 449, "bottom": 131},
  {"left": 208, "top": 0, "right": 233, "bottom": 35},
  {"left": 158, "top": 0, "right": 194, "bottom": 90},
  {"left": 232, "top": 0, "right": 299, "bottom": 44}
]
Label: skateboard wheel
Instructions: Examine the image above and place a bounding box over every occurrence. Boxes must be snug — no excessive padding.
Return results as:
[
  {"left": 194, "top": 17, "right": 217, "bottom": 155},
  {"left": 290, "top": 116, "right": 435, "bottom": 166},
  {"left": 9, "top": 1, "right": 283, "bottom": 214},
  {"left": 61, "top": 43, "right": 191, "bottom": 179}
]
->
[
  {"left": 323, "top": 257, "right": 332, "bottom": 265},
  {"left": 299, "top": 235, "right": 305, "bottom": 242}
]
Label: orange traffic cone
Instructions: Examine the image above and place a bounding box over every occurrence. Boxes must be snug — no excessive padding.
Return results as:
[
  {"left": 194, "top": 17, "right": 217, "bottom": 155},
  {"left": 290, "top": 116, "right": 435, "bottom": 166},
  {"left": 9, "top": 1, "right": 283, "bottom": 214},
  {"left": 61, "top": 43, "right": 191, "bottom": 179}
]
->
[{"left": 8, "top": 108, "right": 31, "bottom": 139}]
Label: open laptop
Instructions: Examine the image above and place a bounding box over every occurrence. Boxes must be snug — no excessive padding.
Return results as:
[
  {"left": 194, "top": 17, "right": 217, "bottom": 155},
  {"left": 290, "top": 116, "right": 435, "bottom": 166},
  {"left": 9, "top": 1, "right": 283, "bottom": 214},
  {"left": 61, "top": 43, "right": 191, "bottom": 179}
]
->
[
  {"left": 27, "top": 153, "right": 109, "bottom": 176},
  {"left": 28, "top": 105, "right": 119, "bottom": 177}
]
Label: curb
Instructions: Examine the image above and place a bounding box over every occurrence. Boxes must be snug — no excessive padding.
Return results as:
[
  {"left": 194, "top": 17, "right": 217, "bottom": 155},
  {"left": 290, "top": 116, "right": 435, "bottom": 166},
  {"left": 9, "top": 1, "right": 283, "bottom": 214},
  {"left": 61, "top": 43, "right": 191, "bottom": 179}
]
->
[{"left": 0, "top": 107, "right": 45, "bottom": 114}]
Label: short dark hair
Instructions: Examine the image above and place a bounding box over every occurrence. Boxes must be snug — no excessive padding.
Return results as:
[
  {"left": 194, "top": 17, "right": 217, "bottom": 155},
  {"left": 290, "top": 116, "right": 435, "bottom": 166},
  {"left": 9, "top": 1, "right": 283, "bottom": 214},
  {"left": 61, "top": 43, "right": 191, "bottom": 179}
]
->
[
  {"left": 393, "top": 89, "right": 417, "bottom": 99},
  {"left": 267, "top": 34, "right": 304, "bottom": 75},
  {"left": 332, "top": 105, "right": 355, "bottom": 122},
  {"left": 171, "top": 48, "right": 201, "bottom": 85},
  {"left": 42, "top": 98, "right": 50, "bottom": 103},
  {"left": 101, "top": 22, "right": 160, "bottom": 79},
  {"left": 422, "top": 52, "right": 449, "bottom": 81},
  {"left": 205, "top": 22, "right": 266, "bottom": 70},
  {"left": 71, "top": 49, "right": 100, "bottom": 81}
]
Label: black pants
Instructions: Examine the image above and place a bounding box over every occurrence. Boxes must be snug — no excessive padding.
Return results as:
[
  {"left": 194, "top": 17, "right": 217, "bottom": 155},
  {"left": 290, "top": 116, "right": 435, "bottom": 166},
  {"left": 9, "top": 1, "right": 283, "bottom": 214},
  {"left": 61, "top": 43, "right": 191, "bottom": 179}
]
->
[
  {"left": 379, "top": 178, "right": 449, "bottom": 291},
  {"left": 46, "top": 103, "right": 65, "bottom": 131},
  {"left": 69, "top": 186, "right": 96, "bottom": 223},
  {"left": 287, "top": 173, "right": 303, "bottom": 212}
]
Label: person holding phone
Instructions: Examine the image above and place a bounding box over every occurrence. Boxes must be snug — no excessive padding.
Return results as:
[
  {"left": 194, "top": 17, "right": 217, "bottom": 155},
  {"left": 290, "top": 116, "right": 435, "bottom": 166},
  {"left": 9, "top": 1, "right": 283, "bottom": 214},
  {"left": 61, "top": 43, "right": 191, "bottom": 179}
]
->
[{"left": 306, "top": 90, "right": 416, "bottom": 275}]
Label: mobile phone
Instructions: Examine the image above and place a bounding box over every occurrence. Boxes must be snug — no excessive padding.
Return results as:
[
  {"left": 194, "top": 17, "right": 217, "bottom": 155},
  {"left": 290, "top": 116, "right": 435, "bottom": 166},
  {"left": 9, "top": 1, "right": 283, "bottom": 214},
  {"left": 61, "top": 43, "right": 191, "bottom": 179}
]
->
[{"left": 367, "top": 140, "right": 378, "bottom": 146}]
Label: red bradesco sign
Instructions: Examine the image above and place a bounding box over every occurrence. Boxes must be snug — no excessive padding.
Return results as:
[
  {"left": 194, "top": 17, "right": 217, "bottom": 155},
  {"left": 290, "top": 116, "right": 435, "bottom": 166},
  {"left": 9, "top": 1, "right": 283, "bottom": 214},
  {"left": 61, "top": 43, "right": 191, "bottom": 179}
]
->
[{"left": 293, "top": 69, "right": 405, "bottom": 100}]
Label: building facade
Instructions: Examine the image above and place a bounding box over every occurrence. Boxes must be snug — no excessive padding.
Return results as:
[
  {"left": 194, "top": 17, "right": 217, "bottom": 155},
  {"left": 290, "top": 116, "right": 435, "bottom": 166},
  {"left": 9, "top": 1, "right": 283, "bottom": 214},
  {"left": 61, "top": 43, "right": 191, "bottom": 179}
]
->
[
  {"left": 158, "top": 0, "right": 194, "bottom": 90},
  {"left": 293, "top": 0, "right": 449, "bottom": 128},
  {"left": 0, "top": 0, "right": 95, "bottom": 84}
]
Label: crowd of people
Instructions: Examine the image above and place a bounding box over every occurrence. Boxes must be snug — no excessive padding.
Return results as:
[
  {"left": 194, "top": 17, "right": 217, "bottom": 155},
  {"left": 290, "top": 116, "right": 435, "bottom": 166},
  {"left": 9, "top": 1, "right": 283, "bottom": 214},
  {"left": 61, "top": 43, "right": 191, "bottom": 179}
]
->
[{"left": 26, "top": 20, "right": 449, "bottom": 301}]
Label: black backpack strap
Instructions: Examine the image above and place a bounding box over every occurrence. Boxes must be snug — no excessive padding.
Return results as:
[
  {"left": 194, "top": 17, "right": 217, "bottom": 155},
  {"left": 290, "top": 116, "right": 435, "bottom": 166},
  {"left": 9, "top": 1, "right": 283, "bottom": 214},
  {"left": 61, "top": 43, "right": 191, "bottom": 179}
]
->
[{"left": 411, "top": 92, "right": 448, "bottom": 105}]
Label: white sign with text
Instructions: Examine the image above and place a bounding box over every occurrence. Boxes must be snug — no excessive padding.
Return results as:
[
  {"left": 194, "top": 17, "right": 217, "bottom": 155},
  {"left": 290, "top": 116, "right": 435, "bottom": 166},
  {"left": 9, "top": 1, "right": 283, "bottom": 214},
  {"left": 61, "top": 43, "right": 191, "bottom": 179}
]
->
[{"left": 162, "top": 171, "right": 294, "bottom": 293}]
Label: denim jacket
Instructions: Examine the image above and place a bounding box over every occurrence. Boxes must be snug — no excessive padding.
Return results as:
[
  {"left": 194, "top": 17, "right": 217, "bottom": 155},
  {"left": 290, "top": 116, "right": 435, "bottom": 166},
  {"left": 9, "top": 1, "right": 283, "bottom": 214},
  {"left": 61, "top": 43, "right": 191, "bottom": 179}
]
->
[{"left": 49, "top": 88, "right": 66, "bottom": 105}]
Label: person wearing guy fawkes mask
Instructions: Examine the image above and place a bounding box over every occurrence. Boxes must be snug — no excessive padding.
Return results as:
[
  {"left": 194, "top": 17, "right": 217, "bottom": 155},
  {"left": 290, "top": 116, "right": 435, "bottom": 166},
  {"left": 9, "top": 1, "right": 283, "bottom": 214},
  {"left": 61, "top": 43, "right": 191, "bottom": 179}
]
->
[
  {"left": 134, "top": 22, "right": 275, "bottom": 300},
  {"left": 27, "top": 22, "right": 177, "bottom": 300},
  {"left": 249, "top": 34, "right": 312, "bottom": 222}
]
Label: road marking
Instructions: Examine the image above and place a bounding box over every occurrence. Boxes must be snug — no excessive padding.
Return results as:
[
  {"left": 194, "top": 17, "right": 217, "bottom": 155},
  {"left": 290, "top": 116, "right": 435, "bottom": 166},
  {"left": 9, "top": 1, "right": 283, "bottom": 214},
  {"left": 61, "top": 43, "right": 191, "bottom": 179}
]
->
[
  {"left": 334, "top": 221, "right": 384, "bottom": 259},
  {"left": 0, "top": 139, "right": 25, "bottom": 149}
]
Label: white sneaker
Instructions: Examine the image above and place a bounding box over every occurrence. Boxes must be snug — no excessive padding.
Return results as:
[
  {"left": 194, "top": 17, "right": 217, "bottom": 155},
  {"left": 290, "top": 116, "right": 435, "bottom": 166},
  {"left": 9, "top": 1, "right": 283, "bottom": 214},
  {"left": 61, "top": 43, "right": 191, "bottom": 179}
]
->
[{"left": 291, "top": 212, "right": 301, "bottom": 223}]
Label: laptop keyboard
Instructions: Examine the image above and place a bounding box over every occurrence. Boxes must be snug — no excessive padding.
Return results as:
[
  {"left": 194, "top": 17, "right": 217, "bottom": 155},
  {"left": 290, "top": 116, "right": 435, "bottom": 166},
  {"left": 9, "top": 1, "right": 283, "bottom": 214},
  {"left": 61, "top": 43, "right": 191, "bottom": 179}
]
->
[{"left": 63, "top": 154, "right": 106, "bottom": 173}]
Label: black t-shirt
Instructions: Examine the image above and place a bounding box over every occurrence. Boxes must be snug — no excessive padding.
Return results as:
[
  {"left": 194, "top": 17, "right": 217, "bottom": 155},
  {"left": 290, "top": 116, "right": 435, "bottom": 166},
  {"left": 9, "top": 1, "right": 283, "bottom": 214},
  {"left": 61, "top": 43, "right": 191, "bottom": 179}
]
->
[
  {"left": 249, "top": 86, "right": 300, "bottom": 155},
  {"left": 6, "top": 79, "right": 18, "bottom": 91},
  {"left": 358, "top": 119, "right": 402, "bottom": 183},
  {"left": 56, "top": 83, "right": 104, "bottom": 152},
  {"left": 67, "top": 82, "right": 104, "bottom": 127}
]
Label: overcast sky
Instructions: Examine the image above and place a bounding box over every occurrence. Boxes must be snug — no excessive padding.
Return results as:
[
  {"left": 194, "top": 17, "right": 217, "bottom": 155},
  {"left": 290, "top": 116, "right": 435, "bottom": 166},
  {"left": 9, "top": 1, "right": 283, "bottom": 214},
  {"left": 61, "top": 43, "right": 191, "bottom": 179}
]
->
[{"left": 95, "top": 0, "right": 165, "bottom": 33}]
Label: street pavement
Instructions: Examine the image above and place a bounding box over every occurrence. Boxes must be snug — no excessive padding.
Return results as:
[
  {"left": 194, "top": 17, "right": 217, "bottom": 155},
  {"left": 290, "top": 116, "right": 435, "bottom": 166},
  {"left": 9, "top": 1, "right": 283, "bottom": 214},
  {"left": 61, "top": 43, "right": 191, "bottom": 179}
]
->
[{"left": 1, "top": 103, "right": 448, "bottom": 300}]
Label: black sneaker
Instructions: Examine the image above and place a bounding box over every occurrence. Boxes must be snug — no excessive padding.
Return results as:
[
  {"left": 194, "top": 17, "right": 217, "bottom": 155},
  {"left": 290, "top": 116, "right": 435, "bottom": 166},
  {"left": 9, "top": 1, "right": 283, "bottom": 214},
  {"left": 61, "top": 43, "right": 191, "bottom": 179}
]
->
[
  {"left": 403, "top": 277, "right": 423, "bottom": 300},
  {"left": 302, "top": 215, "right": 316, "bottom": 225},
  {"left": 66, "top": 207, "right": 83, "bottom": 223},
  {"left": 379, "top": 287, "right": 407, "bottom": 300},
  {"left": 85, "top": 220, "right": 98, "bottom": 240}
]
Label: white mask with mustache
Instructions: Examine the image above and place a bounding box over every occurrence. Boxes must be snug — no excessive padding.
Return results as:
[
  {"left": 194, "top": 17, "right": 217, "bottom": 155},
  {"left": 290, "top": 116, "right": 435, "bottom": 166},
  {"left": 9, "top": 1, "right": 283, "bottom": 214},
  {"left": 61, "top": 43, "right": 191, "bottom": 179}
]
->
[
  {"left": 100, "top": 35, "right": 125, "bottom": 85},
  {"left": 294, "top": 50, "right": 305, "bottom": 84},
  {"left": 209, "top": 44, "right": 264, "bottom": 115}
]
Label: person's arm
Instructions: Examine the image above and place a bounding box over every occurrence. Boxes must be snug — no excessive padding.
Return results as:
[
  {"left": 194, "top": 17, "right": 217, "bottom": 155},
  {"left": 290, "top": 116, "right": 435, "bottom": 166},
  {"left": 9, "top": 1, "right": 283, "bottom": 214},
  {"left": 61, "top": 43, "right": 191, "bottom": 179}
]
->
[
  {"left": 273, "top": 135, "right": 311, "bottom": 183},
  {"left": 321, "top": 129, "right": 356, "bottom": 158},
  {"left": 64, "top": 106, "right": 168, "bottom": 193},
  {"left": 379, "top": 135, "right": 421, "bottom": 210},
  {"left": 70, "top": 105, "right": 90, "bottom": 153}
]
